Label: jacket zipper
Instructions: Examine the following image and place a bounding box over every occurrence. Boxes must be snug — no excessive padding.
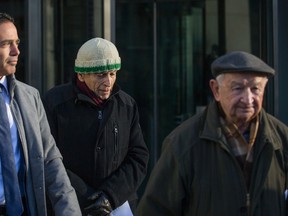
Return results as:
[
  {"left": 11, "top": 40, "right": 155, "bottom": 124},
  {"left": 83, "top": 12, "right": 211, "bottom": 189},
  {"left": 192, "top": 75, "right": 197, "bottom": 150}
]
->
[
  {"left": 113, "top": 123, "right": 118, "bottom": 162},
  {"left": 98, "top": 110, "right": 102, "bottom": 120},
  {"left": 94, "top": 111, "right": 103, "bottom": 152}
]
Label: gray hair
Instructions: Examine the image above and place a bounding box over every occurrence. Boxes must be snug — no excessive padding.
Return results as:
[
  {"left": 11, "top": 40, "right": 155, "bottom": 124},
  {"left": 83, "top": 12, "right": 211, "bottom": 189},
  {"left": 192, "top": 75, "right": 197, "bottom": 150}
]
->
[{"left": 215, "top": 74, "right": 224, "bottom": 86}]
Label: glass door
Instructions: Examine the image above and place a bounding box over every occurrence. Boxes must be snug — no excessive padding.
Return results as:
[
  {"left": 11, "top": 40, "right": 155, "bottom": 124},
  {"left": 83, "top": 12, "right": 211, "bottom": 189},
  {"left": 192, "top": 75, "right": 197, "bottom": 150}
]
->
[
  {"left": 157, "top": 2, "right": 204, "bottom": 149},
  {"left": 116, "top": 1, "right": 205, "bottom": 164}
]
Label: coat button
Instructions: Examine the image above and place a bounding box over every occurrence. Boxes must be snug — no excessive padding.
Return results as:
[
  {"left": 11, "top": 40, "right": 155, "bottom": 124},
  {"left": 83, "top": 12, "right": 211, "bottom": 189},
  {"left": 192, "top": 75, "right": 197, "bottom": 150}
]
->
[{"left": 96, "top": 147, "right": 101, "bottom": 151}]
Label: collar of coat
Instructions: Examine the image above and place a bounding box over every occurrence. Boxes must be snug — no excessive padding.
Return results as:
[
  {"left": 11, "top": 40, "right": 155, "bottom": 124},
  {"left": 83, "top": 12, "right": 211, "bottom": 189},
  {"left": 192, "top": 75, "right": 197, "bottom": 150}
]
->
[{"left": 200, "top": 100, "right": 282, "bottom": 151}]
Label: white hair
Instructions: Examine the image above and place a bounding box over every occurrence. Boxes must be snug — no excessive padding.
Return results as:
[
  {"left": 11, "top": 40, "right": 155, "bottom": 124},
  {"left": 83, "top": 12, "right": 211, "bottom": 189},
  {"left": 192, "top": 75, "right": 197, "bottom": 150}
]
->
[{"left": 215, "top": 74, "right": 225, "bottom": 85}]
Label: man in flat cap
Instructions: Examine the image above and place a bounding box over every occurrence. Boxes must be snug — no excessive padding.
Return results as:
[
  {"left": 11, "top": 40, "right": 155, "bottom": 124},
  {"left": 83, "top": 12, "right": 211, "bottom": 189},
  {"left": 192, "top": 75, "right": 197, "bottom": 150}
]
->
[
  {"left": 42, "top": 38, "right": 149, "bottom": 216},
  {"left": 137, "top": 51, "right": 288, "bottom": 216}
]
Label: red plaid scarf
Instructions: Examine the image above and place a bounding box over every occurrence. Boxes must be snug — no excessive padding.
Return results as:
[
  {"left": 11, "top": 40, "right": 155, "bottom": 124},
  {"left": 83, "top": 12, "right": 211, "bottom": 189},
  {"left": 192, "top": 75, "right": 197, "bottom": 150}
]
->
[{"left": 76, "top": 77, "right": 104, "bottom": 107}]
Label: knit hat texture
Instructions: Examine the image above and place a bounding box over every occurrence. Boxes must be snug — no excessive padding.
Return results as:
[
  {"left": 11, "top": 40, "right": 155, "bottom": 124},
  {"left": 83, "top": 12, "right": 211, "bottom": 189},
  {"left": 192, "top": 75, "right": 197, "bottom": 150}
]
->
[
  {"left": 211, "top": 51, "right": 275, "bottom": 78},
  {"left": 74, "top": 38, "right": 121, "bottom": 73}
]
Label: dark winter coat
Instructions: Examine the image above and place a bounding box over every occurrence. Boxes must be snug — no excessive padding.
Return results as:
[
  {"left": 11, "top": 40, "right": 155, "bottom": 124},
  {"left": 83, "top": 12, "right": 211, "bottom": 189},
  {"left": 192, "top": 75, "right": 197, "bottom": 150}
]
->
[
  {"left": 42, "top": 81, "right": 149, "bottom": 211},
  {"left": 137, "top": 100, "right": 288, "bottom": 216}
]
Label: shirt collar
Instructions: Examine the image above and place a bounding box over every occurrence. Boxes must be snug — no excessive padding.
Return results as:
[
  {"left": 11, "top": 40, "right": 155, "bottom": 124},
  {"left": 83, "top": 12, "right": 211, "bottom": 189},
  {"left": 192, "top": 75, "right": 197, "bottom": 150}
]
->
[{"left": 0, "top": 76, "right": 8, "bottom": 92}]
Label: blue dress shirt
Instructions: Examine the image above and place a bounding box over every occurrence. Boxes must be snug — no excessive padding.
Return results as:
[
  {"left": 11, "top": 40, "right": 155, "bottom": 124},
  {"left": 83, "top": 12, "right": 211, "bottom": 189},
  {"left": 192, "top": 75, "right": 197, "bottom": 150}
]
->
[{"left": 0, "top": 76, "right": 22, "bottom": 204}]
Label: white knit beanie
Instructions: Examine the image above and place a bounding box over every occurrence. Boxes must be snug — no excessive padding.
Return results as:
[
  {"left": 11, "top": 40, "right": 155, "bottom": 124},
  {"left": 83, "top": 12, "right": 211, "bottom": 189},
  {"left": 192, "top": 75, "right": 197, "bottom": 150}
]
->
[{"left": 74, "top": 37, "right": 121, "bottom": 73}]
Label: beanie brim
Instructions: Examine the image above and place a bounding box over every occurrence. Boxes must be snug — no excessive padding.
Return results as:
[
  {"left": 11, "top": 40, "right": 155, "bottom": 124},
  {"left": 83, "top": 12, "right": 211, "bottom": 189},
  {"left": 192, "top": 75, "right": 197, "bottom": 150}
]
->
[{"left": 75, "top": 58, "right": 121, "bottom": 73}]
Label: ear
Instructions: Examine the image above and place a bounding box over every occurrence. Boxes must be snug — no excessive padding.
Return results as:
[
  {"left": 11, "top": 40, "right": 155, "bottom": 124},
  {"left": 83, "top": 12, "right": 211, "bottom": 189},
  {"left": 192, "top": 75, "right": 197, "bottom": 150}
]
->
[
  {"left": 209, "top": 79, "right": 220, "bottom": 101},
  {"left": 77, "top": 73, "right": 85, "bottom": 82}
]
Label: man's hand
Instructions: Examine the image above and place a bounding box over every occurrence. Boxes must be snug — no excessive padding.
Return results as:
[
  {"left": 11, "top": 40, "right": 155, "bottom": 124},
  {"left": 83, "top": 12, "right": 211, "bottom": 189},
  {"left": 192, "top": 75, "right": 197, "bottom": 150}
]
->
[{"left": 84, "top": 191, "right": 112, "bottom": 216}]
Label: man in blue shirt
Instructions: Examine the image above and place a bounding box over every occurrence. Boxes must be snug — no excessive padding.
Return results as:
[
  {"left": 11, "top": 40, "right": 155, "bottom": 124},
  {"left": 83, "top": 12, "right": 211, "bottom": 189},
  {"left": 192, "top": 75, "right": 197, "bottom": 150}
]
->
[{"left": 0, "top": 12, "right": 81, "bottom": 216}]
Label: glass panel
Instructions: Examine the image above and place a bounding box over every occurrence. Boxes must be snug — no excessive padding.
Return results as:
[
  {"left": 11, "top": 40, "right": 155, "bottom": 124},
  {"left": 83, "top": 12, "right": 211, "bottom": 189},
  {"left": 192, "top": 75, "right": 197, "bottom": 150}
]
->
[
  {"left": 116, "top": 2, "right": 154, "bottom": 157},
  {"left": 225, "top": 0, "right": 251, "bottom": 52},
  {"left": 116, "top": 1, "right": 205, "bottom": 160},
  {"left": 0, "top": 0, "right": 25, "bottom": 82},
  {"left": 157, "top": 2, "right": 204, "bottom": 152}
]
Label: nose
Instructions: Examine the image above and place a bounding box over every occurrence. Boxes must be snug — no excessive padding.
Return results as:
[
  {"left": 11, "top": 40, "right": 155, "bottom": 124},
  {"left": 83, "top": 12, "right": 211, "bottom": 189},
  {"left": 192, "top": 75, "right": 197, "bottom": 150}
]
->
[
  {"left": 103, "top": 75, "right": 112, "bottom": 86},
  {"left": 10, "top": 42, "right": 20, "bottom": 56},
  {"left": 241, "top": 89, "right": 254, "bottom": 104}
]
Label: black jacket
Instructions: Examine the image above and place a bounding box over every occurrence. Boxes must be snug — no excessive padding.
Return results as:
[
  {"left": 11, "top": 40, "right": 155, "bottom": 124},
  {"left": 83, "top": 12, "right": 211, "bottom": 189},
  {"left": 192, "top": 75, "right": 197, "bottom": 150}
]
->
[{"left": 42, "top": 81, "right": 149, "bottom": 211}]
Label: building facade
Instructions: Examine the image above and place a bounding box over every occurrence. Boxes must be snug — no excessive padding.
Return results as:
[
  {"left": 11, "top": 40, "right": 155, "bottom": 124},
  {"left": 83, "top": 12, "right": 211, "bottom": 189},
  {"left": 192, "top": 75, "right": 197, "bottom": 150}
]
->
[{"left": 1, "top": 0, "right": 288, "bottom": 175}]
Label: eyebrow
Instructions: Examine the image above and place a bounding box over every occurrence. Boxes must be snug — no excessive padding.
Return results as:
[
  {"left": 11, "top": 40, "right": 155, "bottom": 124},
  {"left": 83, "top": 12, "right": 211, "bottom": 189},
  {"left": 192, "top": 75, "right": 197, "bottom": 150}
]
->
[{"left": 0, "top": 39, "right": 20, "bottom": 45}]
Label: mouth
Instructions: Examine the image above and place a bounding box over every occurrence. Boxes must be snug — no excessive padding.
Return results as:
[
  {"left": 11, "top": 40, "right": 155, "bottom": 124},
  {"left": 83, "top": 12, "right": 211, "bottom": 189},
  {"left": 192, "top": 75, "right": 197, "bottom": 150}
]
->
[
  {"left": 101, "top": 89, "right": 110, "bottom": 93},
  {"left": 239, "top": 107, "right": 254, "bottom": 113},
  {"left": 7, "top": 60, "right": 18, "bottom": 66}
]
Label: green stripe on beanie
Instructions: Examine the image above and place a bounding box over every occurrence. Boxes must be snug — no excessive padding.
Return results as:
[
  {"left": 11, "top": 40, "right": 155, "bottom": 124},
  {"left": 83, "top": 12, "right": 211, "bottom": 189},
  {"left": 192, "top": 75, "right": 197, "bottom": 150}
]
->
[
  {"left": 74, "top": 63, "right": 121, "bottom": 73},
  {"left": 74, "top": 37, "right": 121, "bottom": 74}
]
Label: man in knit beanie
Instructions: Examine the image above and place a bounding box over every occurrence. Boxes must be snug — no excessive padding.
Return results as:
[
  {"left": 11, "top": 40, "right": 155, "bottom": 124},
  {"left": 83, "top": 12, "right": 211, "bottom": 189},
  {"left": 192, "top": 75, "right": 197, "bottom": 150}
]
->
[{"left": 42, "top": 38, "right": 149, "bottom": 216}]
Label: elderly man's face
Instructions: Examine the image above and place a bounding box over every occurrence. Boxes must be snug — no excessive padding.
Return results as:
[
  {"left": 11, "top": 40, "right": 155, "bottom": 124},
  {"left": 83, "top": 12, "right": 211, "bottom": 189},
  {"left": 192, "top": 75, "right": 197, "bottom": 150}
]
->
[
  {"left": 210, "top": 73, "right": 268, "bottom": 127},
  {"left": 77, "top": 70, "right": 117, "bottom": 99}
]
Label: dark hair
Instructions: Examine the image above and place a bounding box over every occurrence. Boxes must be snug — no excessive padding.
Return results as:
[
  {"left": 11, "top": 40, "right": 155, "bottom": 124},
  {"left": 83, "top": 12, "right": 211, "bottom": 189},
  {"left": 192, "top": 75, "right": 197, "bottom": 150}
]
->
[{"left": 0, "top": 13, "right": 14, "bottom": 24}]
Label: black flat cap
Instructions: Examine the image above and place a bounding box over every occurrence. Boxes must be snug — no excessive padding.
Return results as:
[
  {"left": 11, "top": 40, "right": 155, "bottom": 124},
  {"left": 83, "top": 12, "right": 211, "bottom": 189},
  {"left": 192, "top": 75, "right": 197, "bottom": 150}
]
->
[{"left": 211, "top": 51, "right": 275, "bottom": 78}]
